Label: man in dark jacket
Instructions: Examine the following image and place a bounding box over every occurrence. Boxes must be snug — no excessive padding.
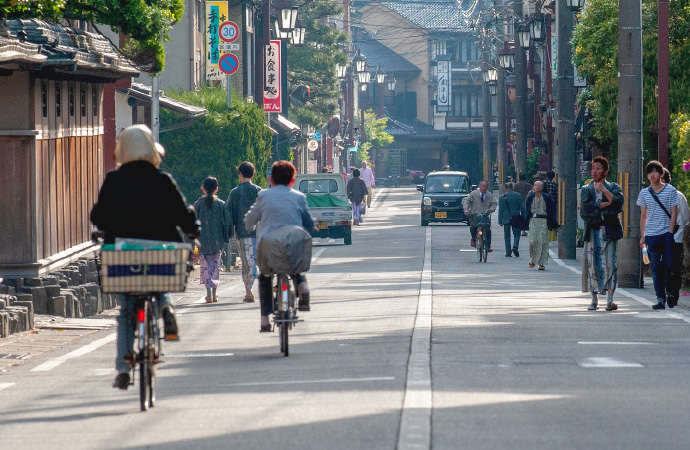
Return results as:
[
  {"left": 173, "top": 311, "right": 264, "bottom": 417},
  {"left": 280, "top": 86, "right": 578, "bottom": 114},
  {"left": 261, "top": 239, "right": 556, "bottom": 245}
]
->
[
  {"left": 580, "top": 156, "right": 624, "bottom": 311},
  {"left": 498, "top": 182, "right": 525, "bottom": 257},
  {"left": 227, "top": 161, "right": 262, "bottom": 302},
  {"left": 514, "top": 171, "right": 533, "bottom": 236},
  {"left": 524, "top": 182, "right": 558, "bottom": 269}
]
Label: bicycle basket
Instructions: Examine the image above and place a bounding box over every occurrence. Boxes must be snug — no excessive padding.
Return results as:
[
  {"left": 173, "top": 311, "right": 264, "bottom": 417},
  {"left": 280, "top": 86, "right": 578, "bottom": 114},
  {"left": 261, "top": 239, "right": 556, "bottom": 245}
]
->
[{"left": 99, "top": 239, "right": 193, "bottom": 293}]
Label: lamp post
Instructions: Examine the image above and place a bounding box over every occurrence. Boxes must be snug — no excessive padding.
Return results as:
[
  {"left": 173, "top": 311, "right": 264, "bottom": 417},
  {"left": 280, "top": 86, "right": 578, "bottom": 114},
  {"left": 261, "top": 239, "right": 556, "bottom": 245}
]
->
[
  {"left": 375, "top": 69, "right": 385, "bottom": 116},
  {"left": 496, "top": 48, "right": 510, "bottom": 189},
  {"left": 513, "top": 2, "right": 528, "bottom": 177},
  {"left": 481, "top": 58, "right": 492, "bottom": 190}
]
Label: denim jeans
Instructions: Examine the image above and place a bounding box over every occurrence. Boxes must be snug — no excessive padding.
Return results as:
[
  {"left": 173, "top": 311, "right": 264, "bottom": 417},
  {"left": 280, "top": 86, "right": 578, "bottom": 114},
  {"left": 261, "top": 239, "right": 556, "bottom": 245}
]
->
[
  {"left": 645, "top": 232, "right": 675, "bottom": 302},
  {"left": 115, "top": 293, "right": 171, "bottom": 372},
  {"left": 503, "top": 223, "right": 521, "bottom": 255}
]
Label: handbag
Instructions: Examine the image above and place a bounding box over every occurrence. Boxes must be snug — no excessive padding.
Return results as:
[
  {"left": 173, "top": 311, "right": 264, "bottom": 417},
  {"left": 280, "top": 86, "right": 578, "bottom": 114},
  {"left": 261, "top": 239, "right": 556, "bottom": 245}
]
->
[
  {"left": 648, "top": 187, "right": 680, "bottom": 234},
  {"left": 504, "top": 196, "right": 525, "bottom": 230},
  {"left": 359, "top": 202, "right": 366, "bottom": 215}
]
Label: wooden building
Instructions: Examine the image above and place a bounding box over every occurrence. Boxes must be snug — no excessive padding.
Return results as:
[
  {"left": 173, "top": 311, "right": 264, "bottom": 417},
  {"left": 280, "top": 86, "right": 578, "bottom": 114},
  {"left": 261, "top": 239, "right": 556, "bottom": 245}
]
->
[{"left": 0, "top": 20, "right": 137, "bottom": 277}]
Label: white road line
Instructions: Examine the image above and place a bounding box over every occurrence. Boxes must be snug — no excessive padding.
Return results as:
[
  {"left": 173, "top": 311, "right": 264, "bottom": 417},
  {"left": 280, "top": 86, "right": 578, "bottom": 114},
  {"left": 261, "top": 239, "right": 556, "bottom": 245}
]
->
[
  {"left": 30, "top": 333, "right": 116, "bottom": 372},
  {"left": 397, "top": 227, "right": 432, "bottom": 450},
  {"left": 578, "top": 357, "right": 643, "bottom": 368},
  {"left": 371, "top": 189, "right": 384, "bottom": 205},
  {"left": 164, "top": 352, "right": 234, "bottom": 358},
  {"left": 0, "top": 383, "right": 15, "bottom": 391},
  {"left": 221, "top": 376, "right": 394, "bottom": 387},
  {"left": 312, "top": 247, "right": 326, "bottom": 262},
  {"left": 578, "top": 341, "right": 655, "bottom": 345}
]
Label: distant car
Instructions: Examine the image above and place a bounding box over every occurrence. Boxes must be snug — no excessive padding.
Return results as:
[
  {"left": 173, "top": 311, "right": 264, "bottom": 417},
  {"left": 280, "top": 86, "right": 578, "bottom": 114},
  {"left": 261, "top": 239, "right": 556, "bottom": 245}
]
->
[
  {"left": 418, "top": 171, "right": 471, "bottom": 226},
  {"left": 409, "top": 170, "right": 425, "bottom": 182}
]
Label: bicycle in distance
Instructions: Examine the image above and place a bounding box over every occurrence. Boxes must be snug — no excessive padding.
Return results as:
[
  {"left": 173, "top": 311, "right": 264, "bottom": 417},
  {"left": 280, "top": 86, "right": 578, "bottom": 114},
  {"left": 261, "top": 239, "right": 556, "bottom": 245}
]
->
[
  {"left": 475, "top": 212, "right": 491, "bottom": 263},
  {"left": 96, "top": 235, "right": 194, "bottom": 411}
]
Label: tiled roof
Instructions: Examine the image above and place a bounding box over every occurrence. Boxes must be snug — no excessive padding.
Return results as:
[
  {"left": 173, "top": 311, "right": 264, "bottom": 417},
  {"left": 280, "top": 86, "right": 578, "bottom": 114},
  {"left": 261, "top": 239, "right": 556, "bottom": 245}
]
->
[
  {"left": 379, "top": 1, "right": 474, "bottom": 33},
  {"left": 0, "top": 19, "right": 137, "bottom": 79},
  {"left": 385, "top": 116, "right": 447, "bottom": 139},
  {"left": 355, "top": 37, "right": 421, "bottom": 74}
]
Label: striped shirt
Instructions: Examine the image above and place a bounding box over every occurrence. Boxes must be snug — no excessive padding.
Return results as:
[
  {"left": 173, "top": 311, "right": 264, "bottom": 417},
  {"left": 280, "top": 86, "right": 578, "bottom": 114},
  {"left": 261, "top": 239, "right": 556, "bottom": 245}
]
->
[{"left": 636, "top": 184, "right": 679, "bottom": 236}]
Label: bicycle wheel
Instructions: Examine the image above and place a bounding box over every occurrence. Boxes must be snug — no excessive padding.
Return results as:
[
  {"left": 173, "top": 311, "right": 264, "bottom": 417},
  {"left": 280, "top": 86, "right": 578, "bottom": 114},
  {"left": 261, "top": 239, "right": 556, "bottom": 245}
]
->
[
  {"left": 147, "top": 304, "right": 157, "bottom": 408},
  {"left": 139, "top": 302, "right": 151, "bottom": 412},
  {"left": 281, "top": 312, "right": 289, "bottom": 357},
  {"left": 482, "top": 238, "right": 488, "bottom": 263},
  {"left": 477, "top": 231, "right": 483, "bottom": 262}
]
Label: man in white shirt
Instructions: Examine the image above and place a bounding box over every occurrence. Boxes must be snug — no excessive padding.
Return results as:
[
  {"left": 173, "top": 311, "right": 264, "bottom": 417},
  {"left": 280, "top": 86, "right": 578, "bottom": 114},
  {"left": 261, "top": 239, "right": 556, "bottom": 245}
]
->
[
  {"left": 637, "top": 160, "right": 679, "bottom": 310},
  {"left": 663, "top": 168, "right": 690, "bottom": 306},
  {"left": 360, "top": 161, "right": 376, "bottom": 208}
]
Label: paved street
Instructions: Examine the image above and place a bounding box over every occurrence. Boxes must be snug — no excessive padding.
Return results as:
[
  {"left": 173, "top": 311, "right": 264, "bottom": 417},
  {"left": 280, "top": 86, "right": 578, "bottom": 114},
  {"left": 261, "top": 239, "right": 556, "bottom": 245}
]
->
[{"left": 2, "top": 187, "right": 690, "bottom": 449}]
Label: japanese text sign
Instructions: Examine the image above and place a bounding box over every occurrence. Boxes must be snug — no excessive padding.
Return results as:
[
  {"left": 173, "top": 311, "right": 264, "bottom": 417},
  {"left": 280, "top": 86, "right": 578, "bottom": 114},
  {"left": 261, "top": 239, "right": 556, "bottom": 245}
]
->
[
  {"left": 436, "top": 60, "right": 452, "bottom": 113},
  {"left": 264, "top": 40, "right": 282, "bottom": 113},
  {"left": 206, "top": 1, "right": 228, "bottom": 80}
]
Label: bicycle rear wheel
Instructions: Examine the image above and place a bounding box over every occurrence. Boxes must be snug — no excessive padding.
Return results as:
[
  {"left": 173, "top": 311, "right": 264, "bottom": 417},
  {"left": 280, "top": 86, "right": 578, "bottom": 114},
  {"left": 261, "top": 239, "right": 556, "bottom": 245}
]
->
[
  {"left": 147, "top": 303, "right": 157, "bottom": 408},
  {"left": 139, "top": 301, "right": 151, "bottom": 412},
  {"left": 482, "top": 238, "right": 488, "bottom": 262},
  {"left": 477, "top": 232, "right": 484, "bottom": 262},
  {"left": 281, "top": 312, "right": 289, "bottom": 357}
]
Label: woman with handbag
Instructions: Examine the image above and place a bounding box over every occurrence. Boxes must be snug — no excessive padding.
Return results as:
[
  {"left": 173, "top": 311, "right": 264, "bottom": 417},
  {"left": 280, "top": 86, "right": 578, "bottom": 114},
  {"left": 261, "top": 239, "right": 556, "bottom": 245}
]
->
[{"left": 347, "top": 168, "right": 368, "bottom": 225}]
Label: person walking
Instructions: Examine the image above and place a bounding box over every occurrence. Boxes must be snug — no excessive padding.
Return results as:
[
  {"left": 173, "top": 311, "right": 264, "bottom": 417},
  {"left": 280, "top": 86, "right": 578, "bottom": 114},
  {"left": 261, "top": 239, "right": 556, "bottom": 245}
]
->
[
  {"left": 463, "top": 180, "right": 497, "bottom": 251},
  {"left": 524, "top": 181, "right": 558, "bottom": 270},
  {"left": 662, "top": 168, "right": 689, "bottom": 306},
  {"left": 360, "top": 161, "right": 376, "bottom": 208},
  {"left": 194, "top": 177, "right": 231, "bottom": 304},
  {"left": 227, "top": 161, "right": 262, "bottom": 303},
  {"left": 637, "top": 160, "right": 679, "bottom": 310},
  {"left": 580, "top": 157, "right": 624, "bottom": 311},
  {"left": 498, "top": 182, "right": 525, "bottom": 257},
  {"left": 514, "top": 171, "right": 533, "bottom": 237},
  {"left": 347, "top": 168, "right": 368, "bottom": 225},
  {"left": 90, "top": 124, "right": 199, "bottom": 389}
]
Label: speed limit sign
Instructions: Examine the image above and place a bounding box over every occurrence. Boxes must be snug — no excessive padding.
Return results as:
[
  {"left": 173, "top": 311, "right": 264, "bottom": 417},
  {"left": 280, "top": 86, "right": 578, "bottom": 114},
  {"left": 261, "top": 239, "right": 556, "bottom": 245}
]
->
[
  {"left": 307, "top": 139, "right": 319, "bottom": 151},
  {"left": 219, "top": 21, "right": 239, "bottom": 43}
]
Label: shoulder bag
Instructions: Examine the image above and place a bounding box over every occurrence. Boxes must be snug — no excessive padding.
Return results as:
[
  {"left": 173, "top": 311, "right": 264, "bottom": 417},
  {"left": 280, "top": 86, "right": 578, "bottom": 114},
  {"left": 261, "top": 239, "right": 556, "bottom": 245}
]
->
[
  {"left": 504, "top": 195, "right": 525, "bottom": 230},
  {"left": 648, "top": 187, "right": 679, "bottom": 233}
]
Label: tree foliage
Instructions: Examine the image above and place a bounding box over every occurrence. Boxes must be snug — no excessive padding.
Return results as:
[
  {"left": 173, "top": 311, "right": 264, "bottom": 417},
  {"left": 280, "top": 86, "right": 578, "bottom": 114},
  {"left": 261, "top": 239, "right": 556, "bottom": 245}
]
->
[
  {"left": 287, "top": 0, "right": 347, "bottom": 129},
  {"left": 159, "top": 85, "right": 273, "bottom": 202},
  {"left": 355, "top": 109, "right": 394, "bottom": 166},
  {"left": 571, "top": 0, "right": 690, "bottom": 169},
  {"left": 0, "top": 0, "right": 183, "bottom": 73}
]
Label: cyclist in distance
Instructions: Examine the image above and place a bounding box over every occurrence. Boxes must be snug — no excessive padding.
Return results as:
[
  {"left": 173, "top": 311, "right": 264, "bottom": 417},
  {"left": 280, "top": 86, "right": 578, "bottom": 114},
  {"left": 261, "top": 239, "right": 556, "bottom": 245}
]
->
[
  {"left": 463, "top": 180, "right": 498, "bottom": 251},
  {"left": 90, "top": 124, "right": 199, "bottom": 389},
  {"left": 244, "top": 161, "right": 315, "bottom": 332}
]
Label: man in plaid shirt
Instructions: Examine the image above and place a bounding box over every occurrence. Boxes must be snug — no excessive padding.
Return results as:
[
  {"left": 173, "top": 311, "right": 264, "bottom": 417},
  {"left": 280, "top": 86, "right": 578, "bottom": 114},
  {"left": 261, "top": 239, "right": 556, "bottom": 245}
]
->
[{"left": 544, "top": 171, "right": 558, "bottom": 206}]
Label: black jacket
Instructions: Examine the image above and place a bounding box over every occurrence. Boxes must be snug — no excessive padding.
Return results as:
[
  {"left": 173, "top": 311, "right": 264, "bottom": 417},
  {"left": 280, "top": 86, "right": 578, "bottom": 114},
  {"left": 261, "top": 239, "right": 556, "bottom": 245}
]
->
[
  {"left": 524, "top": 192, "right": 559, "bottom": 231},
  {"left": 90, "top": 160, "right": 199, "bottom": 243},
  {"left": 580, "top": 181, "right": 624, "bottom": 242}
]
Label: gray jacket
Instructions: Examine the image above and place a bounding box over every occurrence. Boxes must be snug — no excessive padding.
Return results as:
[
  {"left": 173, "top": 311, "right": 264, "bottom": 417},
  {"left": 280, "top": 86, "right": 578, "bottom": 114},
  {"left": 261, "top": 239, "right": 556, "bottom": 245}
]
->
[
  {"left": 498, "top": 190, "right": 525, "bottom": 225},
  {"left": 244, "top": 185, "right": 314, "bottom": 244},
  {"left": 193, "top": 196, "right": 231, "bottom": 255}
]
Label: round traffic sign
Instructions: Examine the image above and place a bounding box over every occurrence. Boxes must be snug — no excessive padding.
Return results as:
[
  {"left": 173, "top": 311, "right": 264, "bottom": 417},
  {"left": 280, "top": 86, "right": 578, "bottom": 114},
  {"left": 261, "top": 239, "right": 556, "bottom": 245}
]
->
[
  {"left": 218, "top": 53, "right": 239, "bottom": 75},
  {"left": 307, "top": 139, "right": 319, "bottom": 151},
  {"left": 219, "top": 21, "right": 239, "bottom": 43}
]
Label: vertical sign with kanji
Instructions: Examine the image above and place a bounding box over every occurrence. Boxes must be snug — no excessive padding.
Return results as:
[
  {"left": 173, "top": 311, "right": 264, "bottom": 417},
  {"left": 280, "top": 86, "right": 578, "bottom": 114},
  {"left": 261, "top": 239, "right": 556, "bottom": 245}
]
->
[
  {"left": 436, "top": 60, "right": 452, "bottom": 113},
  {"left": 264, "top": 40, "right": 282, "bottom": 113},
  {"left": 206, "top": 1, "right": 228, "bottom": 81}
]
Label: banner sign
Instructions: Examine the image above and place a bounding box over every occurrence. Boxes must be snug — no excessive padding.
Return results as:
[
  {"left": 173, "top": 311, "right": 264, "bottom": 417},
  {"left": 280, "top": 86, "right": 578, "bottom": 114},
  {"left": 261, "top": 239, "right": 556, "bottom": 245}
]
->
[
  {"left": 436, "top": 60, "right": 452, "bottom": 113},
  {"left": 206, "top": 1, "right": 228, "bottom": 81},
  {"left": 264, "top": 40, "right": 282, "bottom": 113}
]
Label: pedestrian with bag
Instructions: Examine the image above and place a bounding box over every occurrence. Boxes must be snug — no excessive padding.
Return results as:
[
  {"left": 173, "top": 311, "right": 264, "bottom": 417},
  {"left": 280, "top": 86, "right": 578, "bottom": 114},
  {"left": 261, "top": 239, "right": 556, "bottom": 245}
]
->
[
  {"left": 514, "top": 171, "right": 533, "bottom": 237},
  {"left": 544, "top": 171, "right": 559, "bottom": 242},
  {"left": 662, "top": 168, "right": 689, "bottom": 305},
  {"left": 227, "top": 161, "right": 262, "bottom": 303},
  {"left": 580, "top": 157, "right": 624, "bottom": 311},
  {"left": 498, "top": 182, "right": 525, "bottom": 257},
  {"left": 347, "top": 168, "right": 368, "bottom": 225},
  {"left": 194, "top": 176, "right": 232, "bottom": 304},
  {"left": 524, "top": 181, "right": 559, "bottom": 270},
  {"left": 637, "top": 160, "right": 679, "bottom": 310},
  {"left": 360, "top": 161, "right": 376, "bottom": 208}
]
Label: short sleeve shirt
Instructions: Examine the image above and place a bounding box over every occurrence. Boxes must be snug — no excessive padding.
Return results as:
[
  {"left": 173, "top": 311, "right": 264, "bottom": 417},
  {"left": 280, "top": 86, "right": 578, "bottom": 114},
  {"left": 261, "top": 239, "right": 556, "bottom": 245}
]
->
[{"left": 636, "top": 184, "right": 679, "bottom": 236}]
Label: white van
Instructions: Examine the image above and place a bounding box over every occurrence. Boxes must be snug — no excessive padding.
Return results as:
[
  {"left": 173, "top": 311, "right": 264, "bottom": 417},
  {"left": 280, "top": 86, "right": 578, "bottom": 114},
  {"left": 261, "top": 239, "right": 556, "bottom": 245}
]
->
[{"left": 294, "top": 173, "right": 353, "bottom": 245}]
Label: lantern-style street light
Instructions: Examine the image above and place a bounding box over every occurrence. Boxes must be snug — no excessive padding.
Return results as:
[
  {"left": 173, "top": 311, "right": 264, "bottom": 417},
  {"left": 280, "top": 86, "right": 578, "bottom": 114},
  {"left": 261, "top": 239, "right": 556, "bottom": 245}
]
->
[
  {"left": 357, "top": 71, "right": 370, "bottom": 84},
  {"left": 499, "top": 45, "right": 514, "bottom": 69},
  {"left": 290, "top": 19, "right": 306, "bottom": 45},
  {"left": 518, "top": 23, "right": 531, "bottom": 49},
  {"left": 530, "top": 14, "right": 544, "bottom": 42},
  {"left": 488, "top": 67, "right": 498, "bottom": 83},
  {"left": 274, "top": 20, "right": 290, "bottom": 39},
  {"left": 387, "top": 78, "right": 396, "bottom": 91},
  {"left": 354, "top": 54, "right": 366, "bottom": 73},
  {"left": 375, "top": 70, "right": 385, "bottom": 84},
  {"left": 489, "top": 82, "right": 497, "bottom": 96},
  {"left": 336, "top": 63, "right": 347, "bottom": 79},
  {"left": 566, "top": 0, "right": 586, "bottom": 12},
  {"left": 277, "top": 0, "right": 299, "bottom": 31}
]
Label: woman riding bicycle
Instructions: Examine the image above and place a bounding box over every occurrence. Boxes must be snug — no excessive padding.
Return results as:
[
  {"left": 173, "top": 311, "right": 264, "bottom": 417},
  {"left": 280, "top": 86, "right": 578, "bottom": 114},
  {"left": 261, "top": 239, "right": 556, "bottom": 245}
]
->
[
  {"left": 244, "top": 161, "right": 314, "bottom": 332},
  {"left": 90, "top": 124, "right": 199, "bottom": 389}
]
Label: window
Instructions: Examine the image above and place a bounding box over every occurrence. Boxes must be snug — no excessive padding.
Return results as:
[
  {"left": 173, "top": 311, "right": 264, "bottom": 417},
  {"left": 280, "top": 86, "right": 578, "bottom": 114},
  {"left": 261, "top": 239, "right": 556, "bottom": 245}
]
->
[
  {"left": 92, "top": 84, "right": 99, "bottom": 117},
  {"left": 424, "top": 175, "right": 469, "bottom": 193},
  {"left": 470, "top": 90, "right": 481, "bottom": 117},
  {"left": 68, "top": 82, "right": 75, "bottom": 116},
  {"left": 458, "top": 39, "right": 479, "bottom": 63},
  {"left": 55, "top": 81, "right": 62, "bottom": 117},
  {"left": 41, "top": 79, "right": 48, "bottom": 118},
  {"left": 80, "top": 82, "right": 86, "bottom": 116},
  {"left": 298, "top": 179, "right": 338, "bottom": 194},
  {"left": 451, "top": 88, "right": 482, "bottom": 117}
]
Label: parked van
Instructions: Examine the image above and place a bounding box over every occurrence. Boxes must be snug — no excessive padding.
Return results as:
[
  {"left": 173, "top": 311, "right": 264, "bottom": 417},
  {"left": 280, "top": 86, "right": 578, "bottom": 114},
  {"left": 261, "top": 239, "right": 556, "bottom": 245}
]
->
[{"left": 294, "top": 173, "right": 353, "bottom": 245}]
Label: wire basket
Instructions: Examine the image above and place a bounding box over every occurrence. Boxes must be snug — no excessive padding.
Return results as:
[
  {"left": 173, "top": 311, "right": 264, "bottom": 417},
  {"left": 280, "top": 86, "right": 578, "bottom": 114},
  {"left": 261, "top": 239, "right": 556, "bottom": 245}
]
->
[{"left": 99, "top": 242, "right": 193, "bottom": 294}]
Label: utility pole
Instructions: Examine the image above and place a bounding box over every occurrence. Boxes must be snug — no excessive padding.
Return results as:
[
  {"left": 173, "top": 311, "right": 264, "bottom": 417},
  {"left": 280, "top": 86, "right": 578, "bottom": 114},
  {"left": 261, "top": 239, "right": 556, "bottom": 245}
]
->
[
  {"left": 556, "top": 0, "right": 576, "bottom": 259},
  {"left": 513, "top": 1, "right": 527, "bottom": 175},
  {"left": 482, "top": 58, "right": 492, "bottom": 189},
  {"left": 152, "top": 76, "right": 160, "bottom": 142},
  {"left": 658, "top": 0, "right": 669, "bottom": 166},
  {"left": 617, "top": 0, "right": 644, "bottom": 287},
  {"left": 497, "top": 66, "right": 507, "bottom": 189}
]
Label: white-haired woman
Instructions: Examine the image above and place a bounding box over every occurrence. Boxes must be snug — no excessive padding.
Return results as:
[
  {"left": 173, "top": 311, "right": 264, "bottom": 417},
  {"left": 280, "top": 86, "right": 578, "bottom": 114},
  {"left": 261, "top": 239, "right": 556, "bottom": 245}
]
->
[{"left": 91, "top": 124, "right": 199, "bottom": 390}]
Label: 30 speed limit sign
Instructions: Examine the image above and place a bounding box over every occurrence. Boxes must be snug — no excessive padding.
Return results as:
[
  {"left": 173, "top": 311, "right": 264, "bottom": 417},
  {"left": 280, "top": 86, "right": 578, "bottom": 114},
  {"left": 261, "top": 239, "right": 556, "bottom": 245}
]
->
[{"left": 219, "top": 21, "right": 239, "bottom": 43}]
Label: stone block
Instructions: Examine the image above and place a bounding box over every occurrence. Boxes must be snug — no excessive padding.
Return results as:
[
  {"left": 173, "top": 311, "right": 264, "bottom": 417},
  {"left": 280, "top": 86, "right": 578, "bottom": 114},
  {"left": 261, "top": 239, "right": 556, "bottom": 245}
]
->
[
  {"left": 13, "top": 301, "right": 34, "bottom": 329},
  {"left": 7, "top": 306, "right": 29, "bottom": 332},
  {"left": 0, "top": 299, "right": 5, "bottom": 310},
  {"left": 44, "top": 285, "right": 61, "bottom": 297},
  {"left": 0, "top": 284, "right": 8, "bottom": 294},
  {"left": 23, "top": 286, "right": 47, "bottom": 314},
  {"left": 85, "top": 272, "right": 99, "bottom": 283},
  {"left": 0, "top": 312, "right": 8, "bottom": 337},
  {"left": 49, "top": 296, "right": 67, "bottom": 317},
  {"left": 14, "top": 292, "right": 32, "bottom": 303},
  {"left": 82, "top": 283, "right": 101, "bottom": 315},
  {"left": 9, "top": 316, "right": 17, "bottom": 334},
  {"left": 61, "top": 291, "right": 76, "bottom": 317},
  {"left": 59, "top": 279, "right": 68, "bottom": 288},
  {"left": 24, "top": 277, "right": 43, "bottom": 287},
  {"left": 42, "top": 275, "right": 60, "bottom": 286},
  {"left": 4, "top": 278, "right": 23, "bottom": 291}
]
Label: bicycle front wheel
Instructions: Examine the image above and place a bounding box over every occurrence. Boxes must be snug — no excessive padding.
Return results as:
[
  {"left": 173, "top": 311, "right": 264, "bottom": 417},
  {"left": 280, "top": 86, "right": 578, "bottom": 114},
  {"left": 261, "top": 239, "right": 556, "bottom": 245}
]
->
[
  {"left": 139, "top": 302, "right": 151, "bottom": 411},
  {"left": 482, "top": 239, "right": 488, "bottom": 262},
  {"left": 477, "top": 232, "right": 484, "bottom": 262},
  {"left": 281, "top": 315, "right": 289, "bottom": 357}
]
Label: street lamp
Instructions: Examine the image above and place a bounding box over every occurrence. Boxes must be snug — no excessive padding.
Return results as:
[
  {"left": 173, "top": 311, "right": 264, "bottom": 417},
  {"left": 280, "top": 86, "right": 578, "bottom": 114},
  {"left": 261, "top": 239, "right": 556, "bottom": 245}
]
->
[
  {"left": 489, "top": 82, "right": 497, "bottom": 96},
  {"left": 566, "top": 0, "right": 586, "bottom": 12},
  {"left": 274, "top": 20, "right": 290, "bottom": 39},
  {"left": 387, "top": 78, "right": 396, "bottom": 91},
  {"left": 488, "top": 67, "right": 498, "bottom": 83},
  {"left": 277, "top": 0, "right": 299, "bottom": 31},
  {"left": 357, "top": 71, "right": 370, "bottom": 84},
  {"left": 290, "top": 19, "right": 305, "bottom": 45},
  {"left": 529, "top": 14, "right": 545, "bottom": 42},
  {"left": 336, "top": 63, "right": 347, "bottom": 79},
  {"left": 375, "top": 70, "right": 385, "bottom": 84},
  {"left": 499, "top": 45, "right": 514, "bottom": 70},
  {"left": 518, "top": 23, "right": 531, "bottom": 50},
  {"left": 354, "top": 54, "right": 366, "bottom": 73}
]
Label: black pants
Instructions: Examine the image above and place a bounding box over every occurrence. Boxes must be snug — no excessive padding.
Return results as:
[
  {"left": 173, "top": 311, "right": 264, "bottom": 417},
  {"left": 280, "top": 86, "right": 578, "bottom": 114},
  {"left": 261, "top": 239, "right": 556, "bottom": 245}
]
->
[
  {"left": 258, "top": 273, "right": 305, "bottom": 316},
  {"left": 470, "top": 225, "right": 491, "bottom": 248},
  {"left": 670, "top": 242, "right": 684, "bottom": 300},
  {"left": 503, "top": 223, "right": 521, "bottom": 255}
]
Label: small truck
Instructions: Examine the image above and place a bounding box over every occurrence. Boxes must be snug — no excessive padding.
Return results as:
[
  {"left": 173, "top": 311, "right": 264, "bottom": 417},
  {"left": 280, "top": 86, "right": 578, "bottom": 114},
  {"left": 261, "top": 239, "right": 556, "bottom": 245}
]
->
[{"left": 294, "top": 173, "right": 353, "bottom": 245}]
